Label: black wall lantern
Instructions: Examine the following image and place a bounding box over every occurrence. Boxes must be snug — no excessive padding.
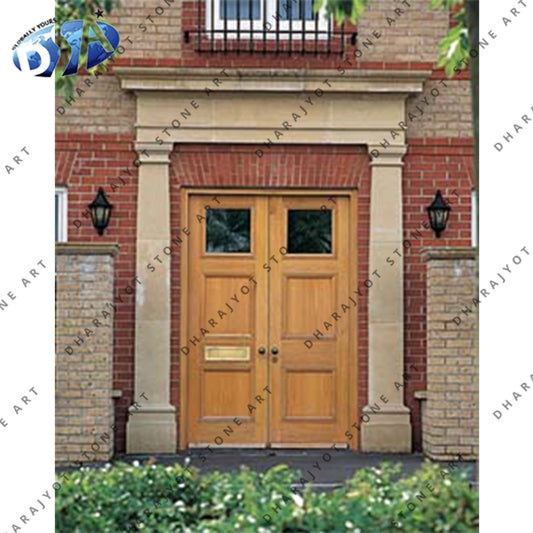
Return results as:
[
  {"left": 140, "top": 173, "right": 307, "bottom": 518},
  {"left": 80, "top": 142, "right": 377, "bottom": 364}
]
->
[
  {"left": 89, "top": 188, "right": 113, "bottom": 236},
  {"left": 427, "top": 190, "right": 451, "bottom": 238}
]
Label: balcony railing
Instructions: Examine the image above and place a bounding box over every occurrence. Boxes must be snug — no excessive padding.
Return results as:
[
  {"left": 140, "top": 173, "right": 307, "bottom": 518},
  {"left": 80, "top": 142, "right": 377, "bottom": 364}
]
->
[{"left": 183, "top": 0, "right": 357, "bottom": 54}]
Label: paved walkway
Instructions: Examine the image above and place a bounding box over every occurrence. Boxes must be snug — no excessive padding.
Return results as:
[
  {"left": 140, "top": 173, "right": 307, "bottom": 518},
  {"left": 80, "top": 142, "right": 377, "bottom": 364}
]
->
[
  {"left": 108, "top": 450, "right": 476, "bottom": 489},
  {"left": 58, "top": 450, "right": 477, "bottom": 489}
]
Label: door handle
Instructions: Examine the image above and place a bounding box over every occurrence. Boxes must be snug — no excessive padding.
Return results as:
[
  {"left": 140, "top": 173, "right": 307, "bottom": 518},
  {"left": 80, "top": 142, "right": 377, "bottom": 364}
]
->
[
  {"left": 271, "top": 346, "right": 280, "bottom": 362},
  {"left": 258, "top": 345, "right": 267, "bottom": 355}
]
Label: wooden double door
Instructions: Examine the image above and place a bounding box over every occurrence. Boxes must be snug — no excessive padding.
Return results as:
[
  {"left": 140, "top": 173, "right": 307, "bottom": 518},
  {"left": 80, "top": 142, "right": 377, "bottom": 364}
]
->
[{"left": 183, "top": 190, "right": 356, "bottom": 448}]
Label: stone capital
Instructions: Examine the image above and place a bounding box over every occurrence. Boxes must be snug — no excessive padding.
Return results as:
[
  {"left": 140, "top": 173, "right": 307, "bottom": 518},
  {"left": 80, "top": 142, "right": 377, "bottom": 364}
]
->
[
  {"left": 368, "top": 144, "right": 407, "bottom": 167},
  {"left": 135, "top": 142, "right": 173, "bottom": 164}
]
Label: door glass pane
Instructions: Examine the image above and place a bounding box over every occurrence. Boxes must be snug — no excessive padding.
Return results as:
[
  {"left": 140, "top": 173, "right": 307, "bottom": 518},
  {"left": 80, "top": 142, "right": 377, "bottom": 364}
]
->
[
  {"left": 287, "top": 209, "right": 332, "bottom": 253},
  {"left": 206, "top": 209, "right": 251, "bottom": 253},
  {"left": 220, "top": 0, "right": 261, "bottom": 20}
]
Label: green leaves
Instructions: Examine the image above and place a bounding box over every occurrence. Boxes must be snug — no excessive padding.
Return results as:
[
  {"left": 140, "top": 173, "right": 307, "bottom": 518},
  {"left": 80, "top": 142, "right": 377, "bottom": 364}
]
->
[
  {"left": 55, "top": 0, "right": 121, "bottom": 99},
  {"left": 435, "top": 7, "right": 471, "bottom": 76},
  {"left": 312, "top": 0, "right": 472, "bottom": 80},
  {"left": 430, "top": 0, "right": 463, "bottom": 9},
  {"left": 56, "top": 460, "right": 478, "bottom": 532},
  {"left": 313, "top": 0, "right": 367, "bottom": 26}
]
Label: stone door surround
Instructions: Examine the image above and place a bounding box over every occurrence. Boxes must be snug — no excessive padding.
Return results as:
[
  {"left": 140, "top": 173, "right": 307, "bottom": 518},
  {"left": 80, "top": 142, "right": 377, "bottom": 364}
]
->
[{"left": 115, "top": 66, "right": 431, "bottom": 453}]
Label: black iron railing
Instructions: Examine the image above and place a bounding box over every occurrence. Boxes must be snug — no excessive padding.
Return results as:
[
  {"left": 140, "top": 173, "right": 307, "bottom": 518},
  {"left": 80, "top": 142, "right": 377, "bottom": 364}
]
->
[{"left": 183, "top": 0, "right": 357, "bottom": 54}]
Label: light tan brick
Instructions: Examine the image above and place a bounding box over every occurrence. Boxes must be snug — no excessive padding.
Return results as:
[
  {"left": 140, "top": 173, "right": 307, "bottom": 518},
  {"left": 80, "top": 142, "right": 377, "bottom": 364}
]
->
[{"left": 56, "top": 250, "right": 116, "bottom": 465}]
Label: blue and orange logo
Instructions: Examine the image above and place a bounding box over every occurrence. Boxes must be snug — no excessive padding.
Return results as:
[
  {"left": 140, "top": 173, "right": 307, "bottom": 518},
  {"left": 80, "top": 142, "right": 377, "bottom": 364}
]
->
[{"left": 13, "top": 18, "right": 120, "bottom": 77}]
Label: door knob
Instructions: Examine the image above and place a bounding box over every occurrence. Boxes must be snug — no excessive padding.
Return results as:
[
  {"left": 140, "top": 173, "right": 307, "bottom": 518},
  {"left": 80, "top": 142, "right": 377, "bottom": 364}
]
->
[
  {"left": 258, "top": 345, "right": 267, "bottom": 355},
  {"left": 271, "top": 346, "right": 279, "bottom": 355}
]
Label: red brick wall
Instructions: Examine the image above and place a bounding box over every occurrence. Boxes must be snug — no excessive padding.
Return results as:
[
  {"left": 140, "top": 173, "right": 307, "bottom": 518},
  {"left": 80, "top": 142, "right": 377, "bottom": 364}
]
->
[
  {"left": 403, "top": 138, "right": 474, "bottom": 449},
  {"left": 56, "top": 138, "right": 473, "bottom": 452},
  {"left": 56, "top": 133, "right": 138, "bottom": 452}
]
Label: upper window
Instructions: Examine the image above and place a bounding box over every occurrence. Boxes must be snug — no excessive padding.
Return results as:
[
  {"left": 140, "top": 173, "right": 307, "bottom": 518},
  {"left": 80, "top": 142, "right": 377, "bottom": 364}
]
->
[
  {"left": 185, "top": 0, "right": 356, "bottom": 54},
  {"left": 207, "top": 0, "right": 328, "bottom": 38},
  {"left": 55, "top": 187, "right": 68, "bottom": 243}
]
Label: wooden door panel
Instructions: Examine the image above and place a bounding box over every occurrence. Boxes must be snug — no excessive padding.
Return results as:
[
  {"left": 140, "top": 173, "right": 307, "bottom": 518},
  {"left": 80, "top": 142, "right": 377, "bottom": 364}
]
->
[
  {"left": 282, "top": 274, "right": 337, "bottom": 338},
  {"left": 284, "top": 370, "right": 335, "bottom": 418},
  {"left": 203, "top": 274, "right": 256, "bottom": 335},
  {"left": 202, "top": 369, "right": 253, "bottom": 418}
]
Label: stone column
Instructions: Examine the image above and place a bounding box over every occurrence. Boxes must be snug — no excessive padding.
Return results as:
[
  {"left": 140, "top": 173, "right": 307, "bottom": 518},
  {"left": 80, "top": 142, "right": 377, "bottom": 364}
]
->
[
  {"left": 361, "top": 145, "right": 412, "bottom": 453},
  {"left": 126, "top": 142, "right": 177, "bottom": 453}
]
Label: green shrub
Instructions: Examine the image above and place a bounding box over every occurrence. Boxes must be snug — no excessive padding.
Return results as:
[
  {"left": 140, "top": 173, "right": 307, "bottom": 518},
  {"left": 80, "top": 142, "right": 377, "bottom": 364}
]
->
[{"left": 55, "top": 459, "right": 478, "bottom": 532}]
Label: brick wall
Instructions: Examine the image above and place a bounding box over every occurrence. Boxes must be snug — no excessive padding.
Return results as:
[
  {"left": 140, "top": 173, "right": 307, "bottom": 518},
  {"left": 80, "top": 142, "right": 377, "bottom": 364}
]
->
[
  {"left": 407, "top": 80, "right": 473, "bottom": 138},
  {"left": 403, "top": 140, "right": 473, "bottom": 449},
  {"left": 357, "top": 0, "right": 449, "bottom": 64},
  {"left": 422, "top": 247, "right": 478, "bottom": 460},
  {"left": 56, "top": 134, "right": 138, "bottom": 453},
  {"left": 56, "top": 78, "right": 135, "bottom": 135},
  {"left": 55, "top": 0, "right": 473, "bottom": 135},
  {"left": 103, "top": 0, "right": 448, "bottom": 65},
  {"left": 55, "top": 244, "right": 119, "bottom": 464}
]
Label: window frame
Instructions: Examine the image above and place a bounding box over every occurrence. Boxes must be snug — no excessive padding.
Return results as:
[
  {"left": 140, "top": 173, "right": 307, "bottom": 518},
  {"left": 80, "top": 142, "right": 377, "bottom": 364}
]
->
[
  {"left": 206, "top": 0, "right": 330, "bottom": 40},
  {"left": 55, "top": 186, "right": 68, "bottom": 243}
]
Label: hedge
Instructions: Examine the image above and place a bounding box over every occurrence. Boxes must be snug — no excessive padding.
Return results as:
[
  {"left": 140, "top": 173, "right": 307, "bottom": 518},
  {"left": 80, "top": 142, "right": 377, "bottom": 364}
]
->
[{"left": 56, "top": 459, "right": 478, "bottom": 532}]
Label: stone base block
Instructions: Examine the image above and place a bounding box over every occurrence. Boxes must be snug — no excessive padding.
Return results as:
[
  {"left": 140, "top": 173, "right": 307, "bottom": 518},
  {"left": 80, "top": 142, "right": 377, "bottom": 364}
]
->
[
  {"left": 360, "top": 405, "right": 412, "bottom": 453},
  {"left": 126, "top": 404, "right": 177, "bottom": 454}
]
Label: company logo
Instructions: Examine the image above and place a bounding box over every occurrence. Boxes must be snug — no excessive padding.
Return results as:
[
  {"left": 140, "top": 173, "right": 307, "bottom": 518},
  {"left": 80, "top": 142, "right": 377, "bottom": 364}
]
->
[{"left": 13, "top": 19, "right": 120, "bottom": 77}]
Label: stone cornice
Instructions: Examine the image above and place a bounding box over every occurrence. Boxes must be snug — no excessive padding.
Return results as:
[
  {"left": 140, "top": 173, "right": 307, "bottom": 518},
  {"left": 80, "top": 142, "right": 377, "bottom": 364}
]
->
[
  {"left": 115, "top": 67, "right": 432, "bottom": 95},
  {"left": 56, "top": 243, "right": 120, "bottom": 256}
]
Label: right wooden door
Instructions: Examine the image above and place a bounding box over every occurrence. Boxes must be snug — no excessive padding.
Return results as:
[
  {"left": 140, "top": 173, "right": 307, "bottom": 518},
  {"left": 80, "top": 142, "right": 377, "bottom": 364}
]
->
[{"left": 269, "top": 195, "right": 351, "bottom": 446}]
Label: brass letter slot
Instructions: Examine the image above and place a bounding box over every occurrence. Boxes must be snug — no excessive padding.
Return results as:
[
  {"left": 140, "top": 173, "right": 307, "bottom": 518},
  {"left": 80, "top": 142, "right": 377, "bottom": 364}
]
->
[{"left": 204, "top": 346, "right": 250, "bottom": 361}]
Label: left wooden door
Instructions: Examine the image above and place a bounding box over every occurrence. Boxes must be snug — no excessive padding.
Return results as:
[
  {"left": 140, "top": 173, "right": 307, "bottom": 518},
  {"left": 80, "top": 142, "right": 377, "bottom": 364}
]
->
[{"left": 186, "top": 194, "right": 270, "bottom": 446}]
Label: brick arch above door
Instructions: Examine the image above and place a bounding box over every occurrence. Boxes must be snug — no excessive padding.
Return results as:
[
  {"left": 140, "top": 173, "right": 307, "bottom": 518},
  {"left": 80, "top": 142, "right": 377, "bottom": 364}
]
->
[
  {"left": 169, "top": 144, "right": 371, "bottom": 188},
  {"left": 116, "top": 67, "right": 431, "bottom": 454}
]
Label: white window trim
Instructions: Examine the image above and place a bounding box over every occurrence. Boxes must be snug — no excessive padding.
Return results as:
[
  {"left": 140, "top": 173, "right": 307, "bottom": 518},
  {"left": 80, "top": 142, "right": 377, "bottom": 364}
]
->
[
  {"left": 206, "top": 0, "right": 330, "bottom": 40},
  {"left": 55, "top": 187, "right": 68, "bottom": 243}
]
